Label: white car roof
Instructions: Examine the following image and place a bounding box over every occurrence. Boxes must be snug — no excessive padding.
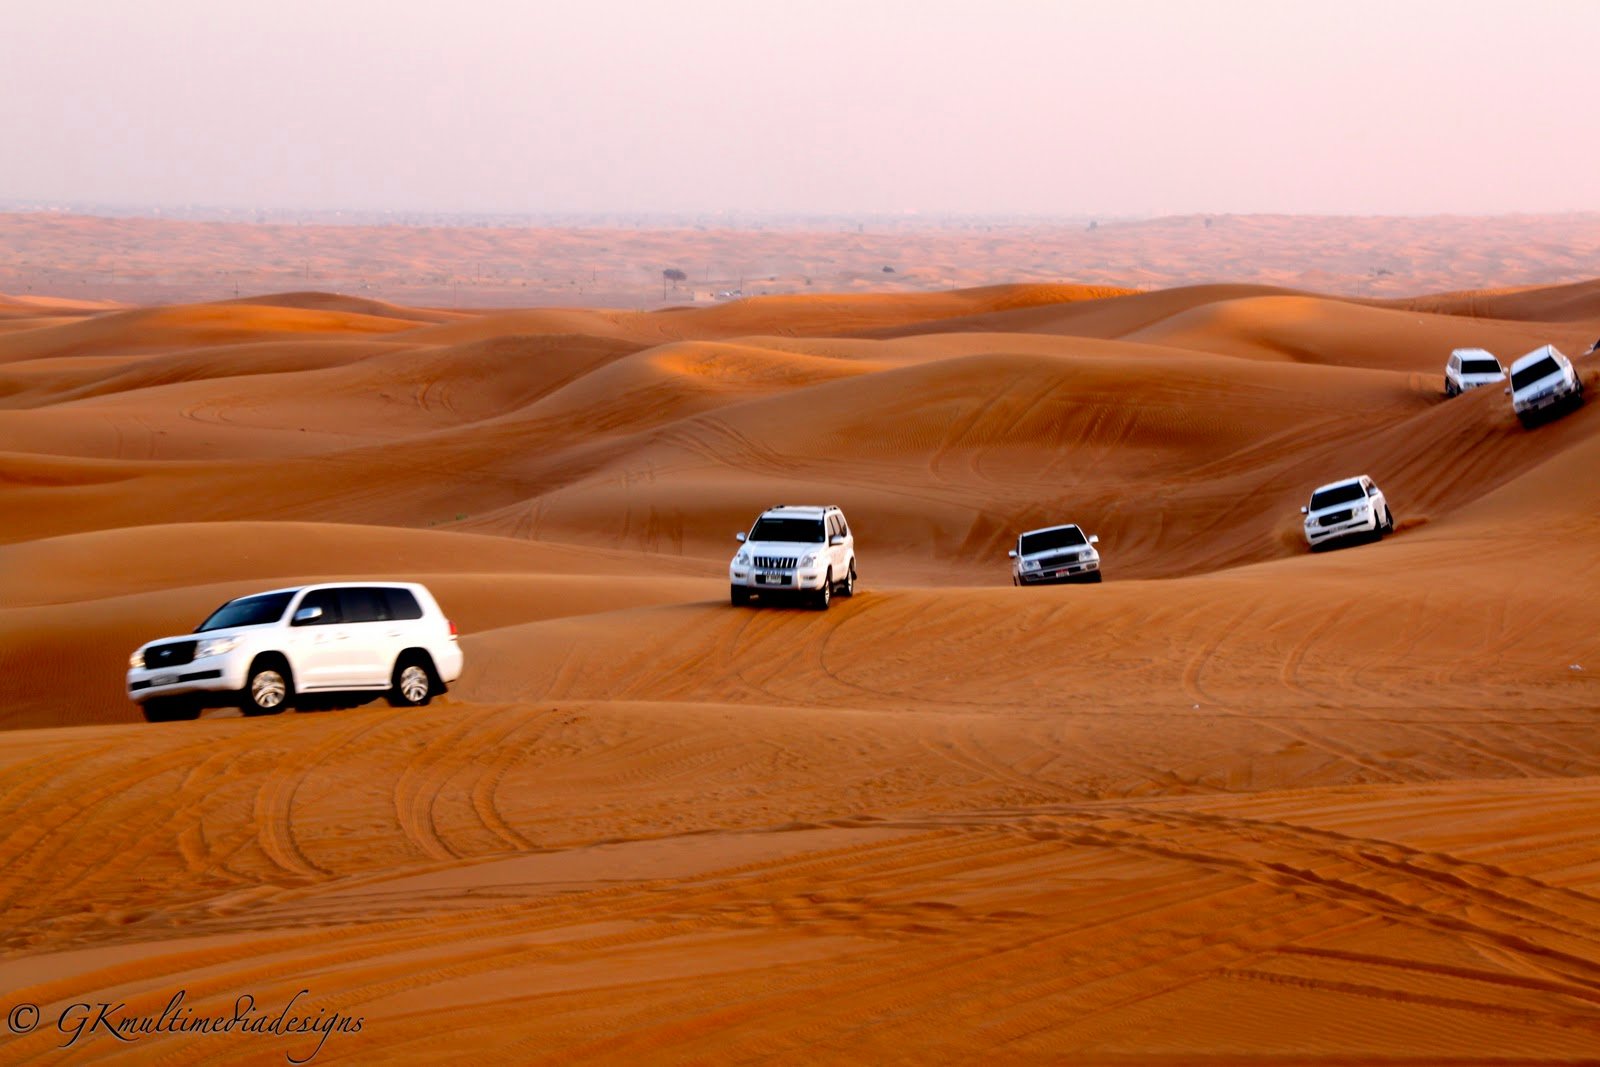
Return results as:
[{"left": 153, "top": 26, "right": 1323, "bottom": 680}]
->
[
  {"left": 759, "top": 505, "right": 833, "bottom": 518},
  {"left": 227, "top": 582, "right": 424, "bottom": 600},
  {"left": 1451, "top": 347, "right": 1499, "bottom": 363},
  {"left": 1511, "top": 344, "right": 1566, "bottom": 371},
  {"left": 1311, "top": 476, "right": 1368, "bottom": 495},
  {"left": 1020, "top": 523, "right": 1085, "bottom": 538}
]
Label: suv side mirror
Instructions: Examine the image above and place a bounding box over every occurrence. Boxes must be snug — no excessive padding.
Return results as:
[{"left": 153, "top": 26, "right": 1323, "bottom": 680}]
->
[
  {"left": 292, "top": 606, "right": 323, "bottom": 625},
  {"left": 1007, "top": 549, "right": 1018, "bottom": 559},
  {"left": 735, "top": 532, "right": 746, "bottom": 542},
  {"left": 1503, "top": 386, "right": 1511, "bottom": 395},
  {"left": 829, "top": 535, "right": 845, "bottom": 546},
  {"left": 1088, "top": 535, "right": 1099, "bottom": 544},
  {"left": 1300, "top": 506, "right": 1309, "bottom": 514}
]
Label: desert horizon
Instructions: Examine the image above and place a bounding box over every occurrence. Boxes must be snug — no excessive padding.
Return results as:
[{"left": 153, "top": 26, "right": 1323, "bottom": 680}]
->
[
  {"left": 3, "top": 259, "right": 1600, "bottom": 1061},
  {"left": 5, "top": 209, "right": 1600, "bottom": 310}
]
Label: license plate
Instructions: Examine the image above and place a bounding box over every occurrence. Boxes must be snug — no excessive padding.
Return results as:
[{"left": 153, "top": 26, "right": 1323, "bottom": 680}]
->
[
  {"left": 151, "top": 674, "right": 178, "bottom": 686},
  {"left": 757, "top": 573, "right": 787, "bottom": 585}
]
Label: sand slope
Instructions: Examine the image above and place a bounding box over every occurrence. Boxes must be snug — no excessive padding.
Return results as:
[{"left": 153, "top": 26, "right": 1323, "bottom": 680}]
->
[{"left": 3, "top": 280, "right": 1600, "bottom": 1062}]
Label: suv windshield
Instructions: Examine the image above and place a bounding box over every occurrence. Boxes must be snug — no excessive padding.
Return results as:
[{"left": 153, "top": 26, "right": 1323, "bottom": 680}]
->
[
  {"left": 1461, "top": 358, "right": 1501, "bottom": 375},
  {"left": 196, "top": 591, "right": 296, "bottom": 632},
  {"left": 749, "top": 517, "right": 826, "bottom": 543},
  {"left": 1309, "top": 483, "right": 1365, "bottom": 510},
  {"left": 1019, "top": 526, "right": 1087, "bottom": 555},
  {"left": 1511, "top": 357, "right": 1561, "bottom": 391}
]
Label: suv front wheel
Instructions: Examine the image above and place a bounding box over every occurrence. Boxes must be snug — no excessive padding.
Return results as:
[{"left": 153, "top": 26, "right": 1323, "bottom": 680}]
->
[
  {"left": 814, "top": 569, "right": 833, "bottom": 611},
  {"left": 242, "top": 656, "right": 294, "bottom": 716}
]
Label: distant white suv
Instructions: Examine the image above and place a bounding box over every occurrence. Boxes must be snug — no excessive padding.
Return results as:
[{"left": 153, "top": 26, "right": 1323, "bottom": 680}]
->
[
  {"left": 128, "top": 582, "right": 463, "bottom": 721},
  {"left": 1444, "top": 348, "right": 1505, "bottom": 396},
  {"left": 1301, "top": 475, "right": 1393, "bottom": 550},
  {"left": 1506, "top": 344, "right": 1583, "bottom": 426},
  {"left": 729, "top": 504, "right": 856, "bottom": 609},
  {"left": 1009, "top": 524, "right": 1101, "bottom": 585}
]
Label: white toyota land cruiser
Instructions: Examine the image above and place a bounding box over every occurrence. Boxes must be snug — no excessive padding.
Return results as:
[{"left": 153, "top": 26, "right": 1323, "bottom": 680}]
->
[
  {"left": 128, "top": 582, "right": 463, "bottom": 721},
  {"left": 1506, "top": 344, "right": 1583, "bottom": 427},
  {"left": 1444, "top": 348, "right": 1505, "bottom": 396},
  {"left": 729, "top": 504, "right": 857, "bottom": 609},
  {"left": 1301, "top": 475, "right": 1393, "bottom": 550},
  {"left": 1009, "top": 523, "right": 1101, "bottom": 585}
]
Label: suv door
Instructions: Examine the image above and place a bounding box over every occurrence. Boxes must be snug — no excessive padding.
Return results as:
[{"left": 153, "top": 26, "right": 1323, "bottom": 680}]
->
[
  {"left": 288, "top": 588, "right": 357, "bottom": 690},
  {"left": 337, "top": 587, "right": 400, "bottom": 687}
]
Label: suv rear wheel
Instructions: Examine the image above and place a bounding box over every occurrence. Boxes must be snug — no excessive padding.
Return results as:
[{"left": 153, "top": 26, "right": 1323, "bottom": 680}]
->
[
  {"left": 242, "top": 657, "right": 293, "bottom": 716},
  {"left": 388, "top": 653, "right": 437, "bottom": 707},
  {"left": 838, "top": 561, "right": 856, "bottom": 597}
]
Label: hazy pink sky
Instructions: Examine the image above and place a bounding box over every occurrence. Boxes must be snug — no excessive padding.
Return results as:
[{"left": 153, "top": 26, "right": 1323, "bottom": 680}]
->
[{"left": 4, "top": 0, "right": 1597, "bottom": 216}]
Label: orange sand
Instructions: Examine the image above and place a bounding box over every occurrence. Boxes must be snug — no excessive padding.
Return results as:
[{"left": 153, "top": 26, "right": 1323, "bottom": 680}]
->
[{"left": 2, "top": 278, "right": 1600, "bottom": 1063}]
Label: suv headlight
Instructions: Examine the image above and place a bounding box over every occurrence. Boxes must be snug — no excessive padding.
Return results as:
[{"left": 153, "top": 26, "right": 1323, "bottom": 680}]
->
[
  {"left": 129, "top": 649, "right": 145, "bottom": 669},
  {"left": 734, "top": 551, "right": 750, "bottom": 566},
  {"left": 799, "top": 553, "right": 818, "bottom": 567},
  {"left": 196, "top": 637, "right": 239, "bottom": 659},
  {"left": 1021, "top": 559, "right": 1041, "bottom": 571}
]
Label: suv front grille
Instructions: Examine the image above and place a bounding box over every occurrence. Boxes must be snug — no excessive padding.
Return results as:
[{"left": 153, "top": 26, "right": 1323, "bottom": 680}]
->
[
  {"left": 753, "top": 556, "right": 798, "bottom": 569},
  {"left": 1039, "top": 552, "right": 1083, "bottom": 567},
  {"left": 1319, "top": 510, "right": 1353, "bottom": 527},
  {"left": 144, "top": 640, "right": 198, "bottom": 668}
]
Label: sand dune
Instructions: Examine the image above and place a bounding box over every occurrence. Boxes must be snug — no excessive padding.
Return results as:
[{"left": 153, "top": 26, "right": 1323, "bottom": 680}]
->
[{"left": 3, "top": 278, "right": 1600, "bottom": 1062}]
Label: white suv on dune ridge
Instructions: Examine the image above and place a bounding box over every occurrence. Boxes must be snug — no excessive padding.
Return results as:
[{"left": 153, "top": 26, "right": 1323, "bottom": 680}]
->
[
  {"left": 1444, "top": 348, "right": 1505, "bottom": 396},
  {"left": 1301, "top": 475, "right": 1393, "bottom": 550},
  {"left": 1010, "top": 524, "right": 1101, "bottom": 585},
  {"left": 128, "top": 582, "right": 462, "bottom": 721},
  {"left": 729, "top": 505, "right": 856, "bottom": 609},
  {"left": 1506, "top": 344, "right": 1583, "bottom": 426}
]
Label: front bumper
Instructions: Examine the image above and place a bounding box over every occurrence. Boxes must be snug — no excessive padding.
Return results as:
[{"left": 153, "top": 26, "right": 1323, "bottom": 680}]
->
[
  {"left": 1016, "top": 558, "right": 1100, "bottom": 584},
  {"left": 127, "top": 653, "right": 249, "bottom": 703},
  {"left": 730, "top": 569, "right": 827, "bottom": 591},
  {"left": 1304, "top": 513, "right": 1377, "bottom": 546},
  {"left": 1514, "top": 382, "right": 1577, "bottom": 415}
]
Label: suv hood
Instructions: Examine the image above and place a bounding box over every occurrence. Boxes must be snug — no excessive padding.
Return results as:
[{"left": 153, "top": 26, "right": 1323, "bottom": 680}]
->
[
  {"left": 737, "top": 540, "right": 828, "bottom": 557},
  {"left": 1306, "top": 499, "right": 1369, "bottom": 521},
  {"left": 1019, "top": 544, "right": 1096, "bottom": 562},
  {"left": 138, "top": 622, "right": 271, "bottom": 651}
]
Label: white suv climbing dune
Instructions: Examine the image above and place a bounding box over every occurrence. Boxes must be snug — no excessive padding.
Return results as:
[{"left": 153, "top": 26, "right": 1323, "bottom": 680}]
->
[
  {"left": 729, "top": 504, "right": 857, "bottom": 609},
  {"left": 128, "top": 582, "right": 463, "bottom": 721}
]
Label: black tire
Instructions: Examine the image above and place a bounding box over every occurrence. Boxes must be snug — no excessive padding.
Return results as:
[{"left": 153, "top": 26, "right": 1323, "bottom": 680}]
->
[
  {"left": 388, "top": 653, "right": 436, "bottom": 708},
  {"left": 1381, "top": 507, "right": 1395, "bottom": 534},
  {"left": 242, "top": 657, "right": 293, "bottom": 716},
  {"left": 1086, "top": 570, "right": 1103, "bottom": 584},
  {"left": 1445, "top": 378, "right": 1456, "bottom": 397},
  {"left": 142, "top": 695, "right": 200, "bottom": 723},
  {"left": 838, "top": 561, "right": 856, "bottom": 598},
  {"left": 731, "top": 584, "right": 751, "bottom": 606},
  {"left": 814, "top": 569, "right": 833, "bottom": 610}
]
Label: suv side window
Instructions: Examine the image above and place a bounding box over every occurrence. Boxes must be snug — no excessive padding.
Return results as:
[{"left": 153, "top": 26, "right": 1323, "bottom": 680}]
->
[
  {"left": 834, "top": 513, "right": 849, "bottom": 537},
  {"left": 293, "top": 588, "right": 343, "bottom": 626},
  {"left": 339, "top": 587, "right": 390, "bottom": 624},
  {"left": 383, "top": 588, "right": 424, "bottom": 620}
]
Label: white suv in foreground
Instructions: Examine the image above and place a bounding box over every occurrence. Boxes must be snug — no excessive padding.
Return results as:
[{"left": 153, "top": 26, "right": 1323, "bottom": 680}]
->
[
  {"left": 128, "top": 582, "right": 462, "bottom": 721},
  {"left": 1009, "top": 524, "right": 1101, "bottom": 585},
  {"left": 1506, "top": 344, "right": 1583, "bottom": 426},
  {"left": 729, "top": 505, "right": 856, "bottom": 609},
  {"left": 1301, "top": 475, "right": 1393, "bottom": 550},
  {"left": 1444, "top": 348, "right": 1505, "bottom": 396}
]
